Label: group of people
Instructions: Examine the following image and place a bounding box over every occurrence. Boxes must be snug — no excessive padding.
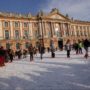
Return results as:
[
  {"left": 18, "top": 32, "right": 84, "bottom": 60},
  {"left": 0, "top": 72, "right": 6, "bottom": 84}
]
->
[
  {"left": 0, "top": 39, "right": 90, "bottom": 67},
  {"left": 0, "top": 47, "right": 28, "bottom": 67},
  {"left": 65, "top": 39, "right": 90, "bottom": 58}
]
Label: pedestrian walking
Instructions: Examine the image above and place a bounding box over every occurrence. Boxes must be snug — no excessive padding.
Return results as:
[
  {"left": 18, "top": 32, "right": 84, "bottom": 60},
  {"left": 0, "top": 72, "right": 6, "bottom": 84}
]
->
[
  {"left": 23, "top": 49, "right": 27, "bottom": 58},
  {"left": 28, "top": 44, "right": 34, "bottom": 61},
  {"left": 8, "top": 49, "right": 14, "bottom": 62},
  {"left": 65, "top": 40, "right": 71, "bottom": 58},
  {"left": 0, "top": 46, "right": 5, "bottom": 67},
  {"left": 50, "top": 39, "right": 55, "bottom": 58},
  {"left": 78, "top": 41, "right": 83, "bottom": 54},
  {"left": 83, "top": 39, "right": 89, "bottom": 58},
  {"left": 17, "top": 49, "right": 22, "bottom": 59},
  {"left": 73, "top": 42, "right": 79, "bottom": 54},
  {"left": 39, "top": 44, "right": 45, "bottom": 60}
]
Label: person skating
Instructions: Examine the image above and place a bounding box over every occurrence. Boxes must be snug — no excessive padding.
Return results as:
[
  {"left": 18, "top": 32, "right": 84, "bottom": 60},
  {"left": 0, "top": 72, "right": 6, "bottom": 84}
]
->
[
  {"left": 0, "top": 46, "right": 5, "bottom": 67},
  {"left": 28, "top": 44, "right": 34, "bottom": 61},
  {"left": 83, "top": 39, "right": 89, "bottom": 59},
  {"left": 78, "top": 41, "right": 83, "bottom": 54},
  {"left": 23, "top": 49, "right": 27, "bottom": 58},
  {"left": 39, "top": 44, "right": 45, "bottom": 60},
  {"left": 50, "top": 39, "right": 55, "bottom": 58},
  {"left": 65, "top": 40, "right": 71, "bottom": 58},
  {"left": 8, "top": 49, "right": 14, "bottom": 62}
]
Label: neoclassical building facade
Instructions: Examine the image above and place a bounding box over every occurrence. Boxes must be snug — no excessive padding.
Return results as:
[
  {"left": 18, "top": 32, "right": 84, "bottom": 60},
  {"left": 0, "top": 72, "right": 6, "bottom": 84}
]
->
[{"left": 0, "top": 8, "right": 90, "bottom": 50}]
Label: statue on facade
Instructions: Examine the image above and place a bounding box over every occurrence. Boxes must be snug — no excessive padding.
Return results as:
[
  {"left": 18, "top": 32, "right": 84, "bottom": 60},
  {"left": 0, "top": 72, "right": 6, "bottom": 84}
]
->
[{"left": 50, "top": 8, "right": 59, "bottom": 14}]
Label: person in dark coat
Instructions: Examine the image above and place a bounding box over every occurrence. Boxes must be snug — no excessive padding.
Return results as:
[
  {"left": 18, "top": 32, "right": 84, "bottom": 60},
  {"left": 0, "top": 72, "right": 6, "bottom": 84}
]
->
[
  {"left": 23, "top": 49, "right": 27, "bottom": 58},
  {"left": 28, "top": 44, "right": 34, "bottom": 61},
  {"left": 50, "top": 40, "right": 55, "bottom": 58},
  {"left": 39, "top": 44, "right": 45, "bottom": 60},
  {"left": 8, "top": 49, "right": 14, "bottom": 62},
  {"left": 17, "top": 49, "right": 22, "bottom": 59},
  {"left": 73, "top": 42, "right": 79, "bottom": 54},
  {"left": 47, "top": 47, "right": 50, "bottom": 53},
  {"left": 83, "top": 39, "right": 89, "bottom": 58}
]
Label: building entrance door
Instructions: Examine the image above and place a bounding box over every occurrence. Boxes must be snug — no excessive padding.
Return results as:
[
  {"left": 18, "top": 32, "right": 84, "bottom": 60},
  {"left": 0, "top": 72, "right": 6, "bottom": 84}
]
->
[{"left": 58, "top": 39, "right": 63, "bottom": 50}]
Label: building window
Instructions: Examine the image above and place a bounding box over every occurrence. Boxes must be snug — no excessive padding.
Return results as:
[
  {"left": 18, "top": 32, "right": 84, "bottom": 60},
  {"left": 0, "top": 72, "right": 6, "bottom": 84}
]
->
[
  {"left": 35, "top": 30, "right": 39, "bottom": 38},
  {"left": 34, "top": 23, "right": 38, "bottom": 27},
  {"left": 55, "top": 28, "right": 60, "bottom": 37},
  {"left": 6, "top": 43, "right": 10, "bottom": 49},
  {"left": 77, "top": 31, "right": 79, "bottom": 36},
  {"left": 80, "top": 31, "right": 83, "bottom": 36},
  {"left": 72, "top": 31, "right": 74, "bottom": 36},
  {"left": 25, "top": 42, "right": 29, "bottom": 49},
  {"left": 24, "top": 30, "right": 29, "bottom": 39},
  {"left": 4, "top": 22, "right": 9, "bottom": 27},
  {"left": 48, "top": 30, "right": 51, "bottom": 38},
  {"left": 76, "top": 26, "right": 78, "bottom": 30},
  {"left": 80, "top": 26, "right": 82, "bottom": 30},
  {"left": 16, "top": 43, "right": 20, "bottom": 49},
  {"left": 15, "top": 30, "right": 20, "bottom": 39},
  {"left": 87, "top": 26, "right": 89, "bottom": 30},
  {"left": 24, "top": 22, "right": 28, "bottom": 27},
  {"left": 14, "top": 22, "right": 19, "bottom": 27},
  {"left": 5, "top": 30, "right": 9, "bottom": 39}
]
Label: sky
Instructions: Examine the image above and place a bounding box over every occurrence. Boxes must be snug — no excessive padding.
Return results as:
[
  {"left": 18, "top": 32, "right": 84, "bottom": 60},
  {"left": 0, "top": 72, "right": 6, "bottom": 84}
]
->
[{"left": 0, "top": 0, "right": 90, "bottom": 21}]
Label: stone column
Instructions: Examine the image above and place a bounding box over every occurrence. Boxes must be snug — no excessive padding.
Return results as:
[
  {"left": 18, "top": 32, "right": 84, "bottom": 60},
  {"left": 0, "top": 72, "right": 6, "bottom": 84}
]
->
[
  {"left": 53, "top": 22, "right": 56, "bottom": 36},
  {"left": 51, "top": 22, "right": 54, "bottom": 37},
  {"left": 59, "top": 23, "right": 62, "bottom": 37},
  {"left": 10, "top": 20, "right": 14, "bottom": 39},
  {"left": 28, "top": 22, "right": 33, "bottom": 39},
  {"left": 44, "top": 22, "right": 47, "bottom": 36},
  {"left": 89, "top": 27, "right": 90, "bottom": 36},
  {"left": 38, "top": 21, "right": 42, "bottom": 36},
  {"left": 67, "top": 24, "right": 70, "bottom": 36},
  {"left": 69, "top": 25, "right": 72, "bottom": 36},
  {"left": 83, "top": 26, "right": 85, "bottom": 36},
  {"left": 0, "top": 20, "right": 3, "bottom": 40},
  {"left": 62, "top": 23, "right": 66, "bottom": 37},
  {"left": 42, "top": 22, "right": 46, "bottom": 36},
  {"left": 74, "top": 26, "right": 77, "bottom": 36},
  {"left": 20, "top": 22, "right": 23, "bottom": 39}
]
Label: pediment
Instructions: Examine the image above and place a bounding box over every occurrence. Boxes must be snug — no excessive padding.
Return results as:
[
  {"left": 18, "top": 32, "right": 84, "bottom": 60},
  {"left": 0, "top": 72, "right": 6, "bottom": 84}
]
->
[{"left": 48, "top": 13, "right": 68, "bottom": 20}]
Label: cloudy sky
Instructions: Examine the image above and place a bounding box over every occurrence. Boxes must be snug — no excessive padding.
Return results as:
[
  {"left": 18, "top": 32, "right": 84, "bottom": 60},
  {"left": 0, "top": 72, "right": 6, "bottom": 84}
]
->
[{"left": 0, "top": 0, "right": 90, "bottom": 21}]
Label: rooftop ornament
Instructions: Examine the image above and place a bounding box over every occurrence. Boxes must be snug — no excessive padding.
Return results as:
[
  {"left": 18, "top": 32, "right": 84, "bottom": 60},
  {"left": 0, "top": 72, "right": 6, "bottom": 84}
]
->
[{"left": 50, "top": 8, "right": 59, "bottom": 14}]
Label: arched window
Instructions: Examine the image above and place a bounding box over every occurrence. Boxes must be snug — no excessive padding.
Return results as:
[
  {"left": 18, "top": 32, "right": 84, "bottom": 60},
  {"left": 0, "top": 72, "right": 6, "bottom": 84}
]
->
[
  {"left": 25, "top": 42, "right": 29, "bottom": 49},
  {"left": 55, "top": 28, "right": 60, "bottom": 37},
  {"left": 35, "top": 30, "right": 39, "bottom": 39},
  {"left": 4, "top": 22, "right": 9, "bottom": 27},
  {"left": 14, "top": 22, "right": 19, "bottom": 27},
  {"left": 6, "top": 43, "right": 10, "bottom": 49},
  {"left": 24, "top": 30, "right": 29, "bottom": 39},
  {"left": 5, "top": 30, "right": 9, "bottom": 39},
  {"left": 48, "top": 31, "right": 51, "bottom": 38},
  {"left": 24, "top": 22, "right": 28, "bottom": 27},
  {"left": 15, "top": 30, "right": 19, "bottom": 39},
  {"left": 16, "top": 43, "right": 20, "bottom": 49}
]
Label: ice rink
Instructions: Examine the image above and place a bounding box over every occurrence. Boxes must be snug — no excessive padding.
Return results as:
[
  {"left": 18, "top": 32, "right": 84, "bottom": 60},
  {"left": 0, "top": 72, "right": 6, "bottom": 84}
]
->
[{"left": 0, "top": 50, "right": 90, "bottom": 90}]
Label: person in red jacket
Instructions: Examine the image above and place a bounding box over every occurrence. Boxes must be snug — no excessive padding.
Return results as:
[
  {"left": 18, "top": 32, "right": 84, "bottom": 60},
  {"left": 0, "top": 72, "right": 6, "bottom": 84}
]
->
[{"left": 0, "top": 46, "right": 5, "bottom": 67}]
